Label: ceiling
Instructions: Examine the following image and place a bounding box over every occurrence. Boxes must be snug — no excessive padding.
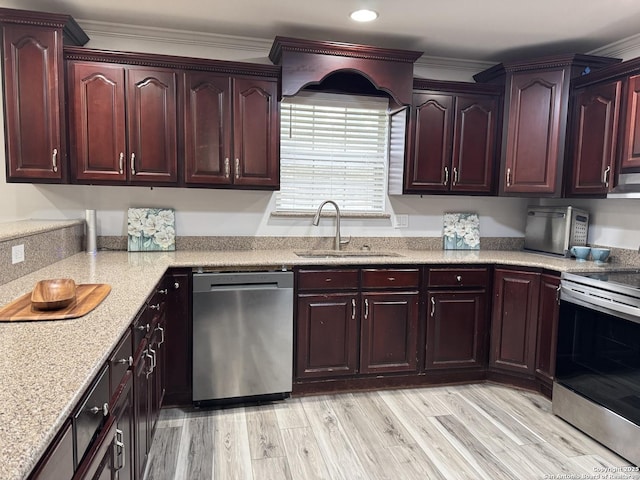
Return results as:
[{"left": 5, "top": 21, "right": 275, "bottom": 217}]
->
[{"left": 6, "top": 0, "right": 640, "bottom": 62}]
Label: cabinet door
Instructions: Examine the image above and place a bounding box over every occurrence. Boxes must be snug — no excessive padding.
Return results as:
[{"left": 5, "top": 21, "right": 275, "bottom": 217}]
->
[
  {"left": 126, "top": 68, "right": 178, "bottom": 183},
  {"left": 29, "top": 420, "right": 74, "bottom": 480},
  {"left": 535, "top": 274, "right": 560, "bottom": 385},
  {"left": 111, "top": 371, "right": 134, "bottom": 480},
  {"left": 163, "top": 272, "right": 192, "bottom": 406},
  {"left": 2, "top": 25, "right": 65, "bottom": 181},
  {"left": 451, "top": 94, "right": 498, "bottom": 193},
  {"left": 406, "top": 93, "right": 453, "bottom": 192},
  {"left": 503, "top": 70, "right": 565, "bottom": 194},
  {"left": 621, "top": 75, "right": 640, "bottom": 172},
  {"left": 232, "top": 78, "right": 279, "bottom": 187},
  {"left": 184, "top": 72, "right": 232, "bottom": 185},
  {"left": 296, "top": 293, "right": 359, "bottom": 379},
  {"left": 72, "top": 416, "right": 117, "bottom": 480},
  {"left": 490, "top": 268, "right": 540, "bottom": 375},
  {"left": 567, "top": 81, "right": 621, "bottom": 195},
  {"left": 68, "top": 62, "right": 127, "bottom": 182},
  {"left": 133, "top": 342, "right": 151, "bottom": 480},
  {"left": 360, "top": 292, "right": 419, "bottom": 374},
  {"left": 426, "top": 290, "right": 487, "bottom": 370}
]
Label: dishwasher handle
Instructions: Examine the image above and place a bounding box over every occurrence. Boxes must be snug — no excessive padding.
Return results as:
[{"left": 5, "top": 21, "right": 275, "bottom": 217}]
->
[{"left": 193, "top": 271, "right": 293, "bottom": 293}]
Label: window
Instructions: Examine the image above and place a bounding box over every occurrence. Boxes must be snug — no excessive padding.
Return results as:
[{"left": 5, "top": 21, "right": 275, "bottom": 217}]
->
[{"left": 276, "top": 91, "right": 389, "bottom": 214}]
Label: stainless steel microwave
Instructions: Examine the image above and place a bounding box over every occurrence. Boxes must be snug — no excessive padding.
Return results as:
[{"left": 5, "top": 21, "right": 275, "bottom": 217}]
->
[{"left": 524, "top": 206, "right": 589, "bottom": 256}]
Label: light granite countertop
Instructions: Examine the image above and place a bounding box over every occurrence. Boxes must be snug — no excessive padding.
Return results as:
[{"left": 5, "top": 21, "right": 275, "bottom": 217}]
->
[
  {"left": 0, "top": 220, "right": 83, "bottom": 243},
  {"left": 0, "top": 248, "right": 625, "bottom": 480}
]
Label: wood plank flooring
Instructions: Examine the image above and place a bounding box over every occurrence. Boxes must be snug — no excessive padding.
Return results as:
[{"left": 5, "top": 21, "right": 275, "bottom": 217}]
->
[{"left": 145, "top": 384, "right": 639, "bottom": 480}]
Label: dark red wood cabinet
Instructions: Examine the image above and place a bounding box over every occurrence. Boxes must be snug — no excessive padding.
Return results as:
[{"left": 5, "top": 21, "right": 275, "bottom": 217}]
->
[
  {"left": 1, "top": 11, "right": 88, "bottom": 182},
  {"left": 162, "top": 270, "right": 192, "bottom": 406},
  {"left": 295, "top": 268, "right": 419, "bottom": 381},
  {"left": 566, "top": 80, "right": 622, "bottom": 195},
  {"left": 534, "top": 273, "right": 561, "bottom": 388},
  {"left": 67, "top": 59, "right": 178, "bottom": 184},
  {"left": 184, "top": 73, "right": 279, "bottom": 187},
  {"left": 425, "top": 267, "right": 490, "bottom": 371},
  {"left": 29, "top": 420, "right": 74, "bottom": 480},
  {"left": 621, "top": 74, "right": 640, "bottom": 172},
  {"left": 490, "top": 268, "right": 541, "bottom": 375},
  {"left": 405, "top": 81, "right": 501, "bottom": 194}
]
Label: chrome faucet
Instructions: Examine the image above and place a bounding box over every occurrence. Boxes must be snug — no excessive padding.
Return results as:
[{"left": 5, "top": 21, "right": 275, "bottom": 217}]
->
[{"left": 312, "top": 200, "right": 350, "bottom": 250}]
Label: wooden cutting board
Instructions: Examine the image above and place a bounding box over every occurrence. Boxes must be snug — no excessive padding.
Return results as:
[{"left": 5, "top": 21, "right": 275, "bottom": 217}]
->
[{"left": 0, "top": 284, "right": 111, "bottom": 322}]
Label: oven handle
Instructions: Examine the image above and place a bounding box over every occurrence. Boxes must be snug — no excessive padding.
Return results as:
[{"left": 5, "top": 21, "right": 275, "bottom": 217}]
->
[{"left": 561, "top": 283, "right": 640, "bottom": 325}]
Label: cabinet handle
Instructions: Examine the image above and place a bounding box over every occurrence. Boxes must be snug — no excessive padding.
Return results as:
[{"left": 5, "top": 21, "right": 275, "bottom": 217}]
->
[
  {"left": 114, "top": 428, "right": 125, "bottom": 471},
  {"left": 556, "top": 284, "right": 562, "bottom": 305},
  {"left": 118, "top": 152, "right": 124, "bottom": 174},
  {"left": 146, "top": 349, "right": 155, "bottom": 378},
  {"left": 443, "top": 166, "right": 449, "bottom": 186},
  {"left": 224, "top": 158, "right": 230, "bottom": 179},
  {"left": 116, "top": 356, "right": 133, "bottom": 367},
  {"left": 131, "top": 153, "right": 136, "bottom": 175},
  {"left": 52, "top": 148, "right": 58, "bottom": 172},
  {"left": 603, "top": 165, "right": 611, "bottom": 187},
  {"left": 430, "top": 296, "right": 436, "bottom": 317},
  {"left": 156, "top": 325, "right": 165, "bottom": 347},
  {"left": 364, "top": 298, "right": 369, "bottom": 319},
  {"left": 453, "top": 167, "right": 459, "bottom": 186},
  {"left": 174, "top": 281, "right": 180, "bottom": 290},
  {"left": 235, "top": 158, "right": 240, "bottom": 179},
  {"left": 506, "top": 167, "right": 512, "bottom": 187},
  {"left": 89, "top": 402, "right": 109, "bottom": 417},
  {"left": 351, "top": 298, "right": 356, "bottom": 320}
]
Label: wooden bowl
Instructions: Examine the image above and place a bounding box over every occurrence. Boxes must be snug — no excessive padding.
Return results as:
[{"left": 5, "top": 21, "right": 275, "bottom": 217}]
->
[{"left": 31, "top": 279, "right": 77, "bottom": 310}]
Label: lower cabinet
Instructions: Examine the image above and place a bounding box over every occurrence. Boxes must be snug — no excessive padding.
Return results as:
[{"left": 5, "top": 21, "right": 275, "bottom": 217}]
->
[
  {"left": 425, "top": 267, "right": 490, "bottom": 370},
  {"left": 534, "top": 273, "right": 561, "bottom": 388},
  {"left": 359, "top": 291, "right": 419, "bottom": 374},
  {"left": 29, "top": 420, "right": 74, "bottom": 480},
  {"left": 295, "top": 268, "right": 419, "bottom": 381}
]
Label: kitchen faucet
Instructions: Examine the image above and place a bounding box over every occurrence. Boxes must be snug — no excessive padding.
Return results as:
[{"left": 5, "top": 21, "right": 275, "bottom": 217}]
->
[{"left": 312, "top": 200, "right": 350, "bottom": 250}]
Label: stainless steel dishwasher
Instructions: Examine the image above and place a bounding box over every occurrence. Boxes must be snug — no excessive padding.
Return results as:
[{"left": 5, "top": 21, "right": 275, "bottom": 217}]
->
[{"left": 192, "top": 270, "right": 293, "bottom": 403}]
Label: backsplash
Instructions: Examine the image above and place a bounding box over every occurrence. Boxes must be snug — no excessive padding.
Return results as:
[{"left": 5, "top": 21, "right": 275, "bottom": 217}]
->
[{"left": 0, "top": 221, "right": 84, "bottom": 286}]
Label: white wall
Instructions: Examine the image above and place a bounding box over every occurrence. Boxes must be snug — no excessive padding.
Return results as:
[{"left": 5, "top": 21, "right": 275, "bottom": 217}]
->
[{"left": 0, "top": 22, "right": 638, "bottom": 248}]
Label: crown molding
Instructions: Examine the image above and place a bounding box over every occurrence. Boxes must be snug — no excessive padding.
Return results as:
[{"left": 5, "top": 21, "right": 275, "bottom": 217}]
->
[
  {"left": 588, "top": 33, "right": 640, "bottom": 59},
  {"left": 77, "top": 19, "right": 273, "bottom": 53},
  {"left": 78, "top": 19, "right": 496, "bottom": 77}
]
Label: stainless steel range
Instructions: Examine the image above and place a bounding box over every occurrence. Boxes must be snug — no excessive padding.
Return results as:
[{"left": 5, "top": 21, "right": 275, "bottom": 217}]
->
[{"left": 554, "top": 270, "right": 640, "bottom": 466}]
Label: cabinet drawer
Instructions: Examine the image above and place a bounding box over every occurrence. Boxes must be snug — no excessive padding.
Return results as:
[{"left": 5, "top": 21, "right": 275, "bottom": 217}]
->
[
  {"left": 297, "top": 269, "right": 359, "bottom": 291},
  {"left": 73, "top": 365, "right": 110, "bottom": 467},
  {"left": 361, "top": 268, "right": 420, "bottom": 289},
  {"left": 30, "top": 419, "right": 74, "bottom": 480},
  {"left": 109, "top": 329, "right": 132, "bottom": 397},
  {"left": 428, "top": 268, "right": 490, "bottom": 288}
]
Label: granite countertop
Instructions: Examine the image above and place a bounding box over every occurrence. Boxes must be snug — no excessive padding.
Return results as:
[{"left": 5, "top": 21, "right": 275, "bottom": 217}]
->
[
  {"left": 0, "top": 248, "right": 621, "bottom": 480},
  {"left": 0, "top": 220, "right": 83, "bottom": 242}
]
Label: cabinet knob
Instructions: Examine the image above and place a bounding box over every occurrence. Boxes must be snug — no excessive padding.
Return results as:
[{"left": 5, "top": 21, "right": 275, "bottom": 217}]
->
[
  {"left": 174, "top": 281, "right": 180, "bottom": 290},
  {"left": 158, "top": 288, "right": 168, "bottom": 295},
  {"left": 116, "top": 356, "right": 133, "bottom": 367},
  {"left": 89, "top": 402, "right": 109, "bottom": 417},
  {"left": 149, "top": 303, "right": 160, "bottom": 310},
  {"left": 456, "top": 275, "right": 462, "bottom": 282}
]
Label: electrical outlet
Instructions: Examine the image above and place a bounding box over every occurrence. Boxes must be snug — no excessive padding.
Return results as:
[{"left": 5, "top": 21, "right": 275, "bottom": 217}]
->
[
  {"left": 393, "top": 214, "right": 409, "bottom": 228},
  {"left": 12, "top": 244, "right": 24, "bottom": 264}
]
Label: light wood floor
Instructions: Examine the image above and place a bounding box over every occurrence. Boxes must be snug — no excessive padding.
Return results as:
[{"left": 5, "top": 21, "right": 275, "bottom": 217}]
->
[{"left": 145, "top": 383, "right": 638, "bottom": 480}]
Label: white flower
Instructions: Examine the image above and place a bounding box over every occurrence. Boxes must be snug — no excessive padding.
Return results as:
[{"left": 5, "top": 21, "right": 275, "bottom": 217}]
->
[
  {"left": 154, "top": 229, "right": 175, "bottom": 249},
  {"left": 155, "top": 209, "right": 174, "bottom": 227},
  {"left": 128, "top": 208, "right": 147, "bottom": 237},
  {"left": 142, "top": 215, "right": 161, "bottom": 237}
]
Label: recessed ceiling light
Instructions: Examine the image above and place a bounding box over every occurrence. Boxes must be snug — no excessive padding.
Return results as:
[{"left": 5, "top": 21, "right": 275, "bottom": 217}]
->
[{"left": 350, "top": 9, "right": 378, "bottom": 22}]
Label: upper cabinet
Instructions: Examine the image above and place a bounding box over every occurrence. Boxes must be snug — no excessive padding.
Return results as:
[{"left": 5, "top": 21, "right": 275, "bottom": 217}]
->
[
  {"left": 66, "top": 48, "right": 281, "bottom": 189},
  {"left": 566, "top": 80, "right": 622, "bottom": 196},
  {"left": 0, "top": 9, "right": 88, "bottom": 183},
  {"left": 620, "top": 74, "right": 640, "bottom": 172},
  {"left": 67, "top": 59, "right": 178, "bottom": 184},
  {"left": 184, "top": 72, "right": 279, "bottom": 188},
  {"left": 475, "top": 54, "right": 621, "bottom": 197},
  {"left": 405, "top": 80, "right": 501, "bottom": 194}
]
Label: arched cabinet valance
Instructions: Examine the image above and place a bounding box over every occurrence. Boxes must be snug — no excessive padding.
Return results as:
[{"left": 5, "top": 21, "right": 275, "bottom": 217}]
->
[{"left": 269, "top": 36, "right": 422, "bottom": 105}]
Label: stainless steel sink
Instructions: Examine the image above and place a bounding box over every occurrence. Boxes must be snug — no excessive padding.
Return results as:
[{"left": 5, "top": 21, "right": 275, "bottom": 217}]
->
[{"left": 295, "top": 250, "right": 403, "bottom": 258}]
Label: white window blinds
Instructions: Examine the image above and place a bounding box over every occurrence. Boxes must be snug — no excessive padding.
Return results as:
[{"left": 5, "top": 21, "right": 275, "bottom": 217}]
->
[{"left": 276, "top": 91, "right": 389, "bottom": 213}]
